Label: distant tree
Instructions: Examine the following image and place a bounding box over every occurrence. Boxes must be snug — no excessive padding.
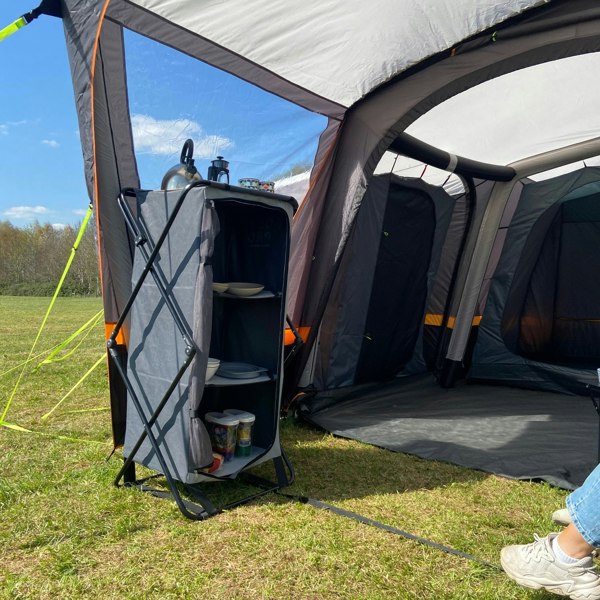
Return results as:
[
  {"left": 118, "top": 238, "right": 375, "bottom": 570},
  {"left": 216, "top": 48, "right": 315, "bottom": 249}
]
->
[{"left": 0, "top": 219, "right": 100, "bottom": 296}]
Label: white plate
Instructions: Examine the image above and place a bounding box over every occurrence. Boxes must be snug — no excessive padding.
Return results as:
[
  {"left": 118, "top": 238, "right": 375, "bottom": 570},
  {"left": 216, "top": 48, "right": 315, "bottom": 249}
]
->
[
  {"left": 226, "top": 282, "right": 264, "bottom": 297},
  {"left": 217, "top": 362, "right": 267, "bottom": 379}
]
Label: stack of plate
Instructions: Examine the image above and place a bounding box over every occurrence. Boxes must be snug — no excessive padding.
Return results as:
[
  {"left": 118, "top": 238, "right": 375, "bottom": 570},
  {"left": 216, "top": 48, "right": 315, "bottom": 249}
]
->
[{"left": 217, "top": 362, "right": 267, "bottom": 379}]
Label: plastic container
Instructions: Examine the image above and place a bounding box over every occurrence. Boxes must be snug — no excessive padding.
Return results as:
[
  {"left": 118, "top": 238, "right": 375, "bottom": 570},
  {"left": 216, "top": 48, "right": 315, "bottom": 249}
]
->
[
  {"left": 259, "top": 180, "right": 275, "bottom": 193},
  {"left": 238, "top": 177, "right": 260, "bottom": 190},
  {"left": 224, "top": 409, "right": 256, "bottom": 457},
  {"left": 204, "top": 412, "right": 239, "bottom": 461}
]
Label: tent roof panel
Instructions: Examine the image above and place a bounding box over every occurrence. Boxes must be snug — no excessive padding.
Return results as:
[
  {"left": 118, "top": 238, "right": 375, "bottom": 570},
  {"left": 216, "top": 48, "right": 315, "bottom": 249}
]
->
[
  {"left": 406, "top": 52, "right": 600, "bottom": 167},
  {"left": 127, "top": 0, "right": 549, "bottom": 107}
]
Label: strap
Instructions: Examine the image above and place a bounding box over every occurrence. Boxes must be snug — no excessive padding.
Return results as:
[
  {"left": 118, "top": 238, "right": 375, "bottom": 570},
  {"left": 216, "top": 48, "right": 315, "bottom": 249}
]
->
[
  {"left": 277, "top": 491, "right": 501, "bottom": 571},
  {"left": 1, "top": 419, "right": 109, "bottom": 446},
  {"left": 0, "top": 16, "right": 28, "bottom": 42},
  {"left": 35, "top": 310, "right": 104, "bottom": 369}
]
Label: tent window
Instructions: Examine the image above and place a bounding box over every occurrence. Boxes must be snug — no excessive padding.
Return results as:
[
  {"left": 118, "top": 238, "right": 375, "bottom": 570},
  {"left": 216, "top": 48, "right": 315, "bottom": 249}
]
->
[{"left": 122, "top": 30, "right": 327, "bottom": 195}]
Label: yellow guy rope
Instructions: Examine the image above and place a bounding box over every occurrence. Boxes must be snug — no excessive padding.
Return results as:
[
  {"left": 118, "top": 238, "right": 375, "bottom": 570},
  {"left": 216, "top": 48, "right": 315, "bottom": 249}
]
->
[
  {"left": 0, "top": 204, "right": 94, "bottom": 425},
  {"left": 41, "top": 353, "right": 106, "bottom": 421},
  {"left": 34, "top": 309, "right": 104, "bottom": 369},
  {"left": 0, "top": 309, "right": 103, "bottom": 379},
  {"left": 0, "top": 16, "right": 28, "bottom": 42},
  {"left": 1, "top": 420, "right": 109, "bottom": 446}
]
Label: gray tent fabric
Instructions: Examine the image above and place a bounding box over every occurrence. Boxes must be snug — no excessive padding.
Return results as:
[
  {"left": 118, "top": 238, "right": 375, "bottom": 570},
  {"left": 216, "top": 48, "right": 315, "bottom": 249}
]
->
[
  {"left": 286, "top": 2, "right": 600, "bottom": 376},
  {"left": 470, "top": 167, "right": 600, "bottom": 394},
  {"left": 188, "top": 200, "right": 219, "bottom": 472},
  {"left": 124, "top": 188, "right": 216, "bottom": 482},
  {"left": 315, "top": 175, "right": 458, "bottom": 389}
]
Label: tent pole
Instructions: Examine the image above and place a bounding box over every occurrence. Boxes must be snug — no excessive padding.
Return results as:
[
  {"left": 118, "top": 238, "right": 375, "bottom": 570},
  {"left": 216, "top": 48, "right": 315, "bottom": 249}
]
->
[{"left": 436, "top": 175, "right": 477, "bottom": 387}]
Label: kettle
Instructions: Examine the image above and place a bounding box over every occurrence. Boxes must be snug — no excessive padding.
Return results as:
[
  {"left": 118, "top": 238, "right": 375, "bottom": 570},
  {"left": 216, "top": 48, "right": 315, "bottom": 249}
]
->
[{"left": 160, "top": 139, "right": 202, "bottom": 190}]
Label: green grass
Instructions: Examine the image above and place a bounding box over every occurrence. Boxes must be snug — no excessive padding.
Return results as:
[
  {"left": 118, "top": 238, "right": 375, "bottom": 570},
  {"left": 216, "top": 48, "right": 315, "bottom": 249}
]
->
[{"left": 0, "top": 296, "right": 574, "bottom": 599}]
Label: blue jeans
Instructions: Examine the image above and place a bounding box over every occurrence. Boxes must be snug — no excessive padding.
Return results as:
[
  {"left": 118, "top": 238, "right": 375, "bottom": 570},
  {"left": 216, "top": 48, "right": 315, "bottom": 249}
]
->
[{"left": 567, "top": 462, "right": 600, "bottom": 546}]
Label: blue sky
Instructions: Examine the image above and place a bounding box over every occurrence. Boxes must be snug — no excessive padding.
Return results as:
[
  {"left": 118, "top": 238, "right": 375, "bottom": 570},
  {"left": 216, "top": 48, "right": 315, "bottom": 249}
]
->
[
  {"left": 0, "top": 2, "right": 88, "bottom": 228},
  {"left": 0, "top": 3, "right": 326, "bottom": 228}
]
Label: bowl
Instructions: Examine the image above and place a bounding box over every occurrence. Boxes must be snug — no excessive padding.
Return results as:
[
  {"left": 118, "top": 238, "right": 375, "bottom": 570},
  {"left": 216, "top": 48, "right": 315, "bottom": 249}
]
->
[
  {"left": 226, "top": 282, "right": 264, "bottom": 297},
  {"left": 206, "top": 357, "right": 220, "bottom": 381},
  {"left": 213, "top": 282, "right": 229, "bottom": 293}
]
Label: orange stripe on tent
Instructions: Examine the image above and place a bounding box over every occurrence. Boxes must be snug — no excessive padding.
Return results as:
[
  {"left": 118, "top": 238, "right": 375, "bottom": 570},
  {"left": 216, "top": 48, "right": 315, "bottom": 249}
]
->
[
  {"left": 105, "top": 323, "right": 126, "bottom": 346},
  {"left": 424, "top": 314, "right": 481, "bottom": 328},
  {"left": 284, "top": 326, "right": 311, "bottom": 346},
  {"left": 292, "top": 124, "right": 342, "bottom": 223},
  {"left": 91, "top": 1, "right": 112, "bottom": 338}
]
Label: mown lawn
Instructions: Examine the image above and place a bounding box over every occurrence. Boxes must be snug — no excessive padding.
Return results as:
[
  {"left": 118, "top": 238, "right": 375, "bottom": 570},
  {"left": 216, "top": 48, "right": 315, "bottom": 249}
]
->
[{"left": 0, "top": 296, "right": 572, "bottom": 599}]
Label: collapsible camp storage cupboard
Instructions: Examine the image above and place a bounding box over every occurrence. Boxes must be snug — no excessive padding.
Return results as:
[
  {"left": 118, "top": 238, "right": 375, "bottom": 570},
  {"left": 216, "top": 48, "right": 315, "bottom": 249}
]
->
[{"left": 108, "top": 182, "right": 296, "bottom": 518}]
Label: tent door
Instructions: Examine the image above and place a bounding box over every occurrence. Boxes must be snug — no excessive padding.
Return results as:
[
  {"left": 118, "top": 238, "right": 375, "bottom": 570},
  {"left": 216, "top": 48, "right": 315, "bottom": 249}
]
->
[{"left": 355, "top": 184, "right": 435, "bottom": 383}]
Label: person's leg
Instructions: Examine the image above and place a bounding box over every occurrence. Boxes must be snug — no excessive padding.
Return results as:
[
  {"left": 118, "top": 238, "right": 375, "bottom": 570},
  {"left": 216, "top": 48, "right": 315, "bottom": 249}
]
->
[
  {"left": 501, "top": 464, "right": 600, "bottom": 598},
  {"left": 501, "top": 532, "right": 600, "bottom": 599},
  {"left": 557, "top": 524, "right": 596, "bottom": 560},
  {"left": 567, "top": 463, "right": 600, "bottom": 549}
]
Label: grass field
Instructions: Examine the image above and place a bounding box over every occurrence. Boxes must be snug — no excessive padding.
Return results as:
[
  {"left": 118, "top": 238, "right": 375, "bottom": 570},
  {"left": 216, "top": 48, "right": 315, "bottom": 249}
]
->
[{"left": 0, "top": 296, "right": 574, "bottom": 599}]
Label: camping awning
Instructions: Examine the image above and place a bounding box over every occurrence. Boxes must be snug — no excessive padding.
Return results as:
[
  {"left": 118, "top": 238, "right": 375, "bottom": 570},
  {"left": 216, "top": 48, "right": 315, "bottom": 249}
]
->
[{"left": 106, "top": 0, "right": 550, "bottom": 116}]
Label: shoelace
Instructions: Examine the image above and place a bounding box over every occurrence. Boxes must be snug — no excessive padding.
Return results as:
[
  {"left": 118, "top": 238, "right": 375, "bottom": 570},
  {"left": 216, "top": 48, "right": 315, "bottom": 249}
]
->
[
  {"left": 524, "top": 534, "right": 599, "bottom": 577},
  {"left": 522, "top": 533, "right": 552, "bottom": 564}
]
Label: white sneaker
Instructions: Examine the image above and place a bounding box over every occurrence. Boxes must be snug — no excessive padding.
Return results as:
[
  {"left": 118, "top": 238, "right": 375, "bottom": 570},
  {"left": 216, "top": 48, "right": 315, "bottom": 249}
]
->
[
  {"left": 554, "top": 508, "right": 572, "bottom": 526},
  {"left": 501, "top": 533, "right": 600, "bottom": 599}
]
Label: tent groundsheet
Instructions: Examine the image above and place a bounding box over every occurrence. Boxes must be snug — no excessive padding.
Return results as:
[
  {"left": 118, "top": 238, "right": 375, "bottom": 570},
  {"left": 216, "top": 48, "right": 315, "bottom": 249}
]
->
[{"left": 300, "top": 376, "right": 599, "bottom": 490}]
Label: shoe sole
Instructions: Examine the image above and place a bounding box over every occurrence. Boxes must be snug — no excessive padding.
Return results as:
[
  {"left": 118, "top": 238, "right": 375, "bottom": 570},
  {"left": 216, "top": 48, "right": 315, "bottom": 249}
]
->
[
  {"left": 502, "top": 565, "right": 600, "bottom": 600},
  {"left": 501, "top": 550, "right": 570, "bottom": 597}
]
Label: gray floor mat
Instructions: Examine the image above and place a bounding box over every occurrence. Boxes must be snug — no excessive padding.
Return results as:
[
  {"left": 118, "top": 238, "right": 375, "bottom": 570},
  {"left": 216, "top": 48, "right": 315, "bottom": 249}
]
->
[{"left": 300, "top": 376, "right": 600, "bottom": 489}]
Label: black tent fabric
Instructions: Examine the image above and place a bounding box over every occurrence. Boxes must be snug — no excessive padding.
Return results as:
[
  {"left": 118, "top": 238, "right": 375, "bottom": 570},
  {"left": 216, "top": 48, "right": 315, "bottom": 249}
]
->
[
  {"left": 314, "top": 175, "right": 460, "bottom": 389},
  {"left": 299, "top": 376, "right": 599, "bottom": 490}
]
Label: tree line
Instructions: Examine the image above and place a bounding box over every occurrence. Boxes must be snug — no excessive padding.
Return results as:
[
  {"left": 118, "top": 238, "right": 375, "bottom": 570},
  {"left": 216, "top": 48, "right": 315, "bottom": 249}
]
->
[{"left": 0, "top": 220, "right": 101, "bottom": 296}]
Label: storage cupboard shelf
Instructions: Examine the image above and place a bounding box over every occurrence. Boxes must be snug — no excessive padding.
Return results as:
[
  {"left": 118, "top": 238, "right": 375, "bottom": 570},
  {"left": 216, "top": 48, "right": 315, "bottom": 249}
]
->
[
  {"left": 205, "top": 373, "right": 272, "bottom": 386},
  {"left": 194, "top": 446, "right": 266, "bottom": 479},
  {"left": 214, "top": 290, "right": 278, "bottom": 299}
]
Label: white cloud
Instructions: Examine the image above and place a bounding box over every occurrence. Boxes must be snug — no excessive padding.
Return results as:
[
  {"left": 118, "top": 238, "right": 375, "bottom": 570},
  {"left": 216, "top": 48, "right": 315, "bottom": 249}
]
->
[
  {"left": 3, "top": 206, "right": 50, "bottom": 219},
  {"left": 41, "top": 139, "right": 59, "bottom": 148},
  {"left": 52, "top": 223, "right": 68, "bottom": 230},
  {"left": 131, "top": 114, "right": 233, "bottom": 158},
  {"left": 72, "top": 208, "right": 88, "bottom": 216},
  {"left": 0, "top": 120, "right": 28, "bottom": 135}
]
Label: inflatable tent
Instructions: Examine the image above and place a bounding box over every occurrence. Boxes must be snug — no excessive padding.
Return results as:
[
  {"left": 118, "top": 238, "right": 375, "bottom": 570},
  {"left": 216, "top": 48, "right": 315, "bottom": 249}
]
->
[{"left": 46, "top": 0, "right": 600, "bottom": 491}]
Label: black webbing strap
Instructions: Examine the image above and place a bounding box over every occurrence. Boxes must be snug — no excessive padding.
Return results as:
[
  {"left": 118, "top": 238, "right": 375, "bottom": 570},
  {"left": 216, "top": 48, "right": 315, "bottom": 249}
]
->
[{"left": 277, "top": 491, "right": 501, "bottom": 571}]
